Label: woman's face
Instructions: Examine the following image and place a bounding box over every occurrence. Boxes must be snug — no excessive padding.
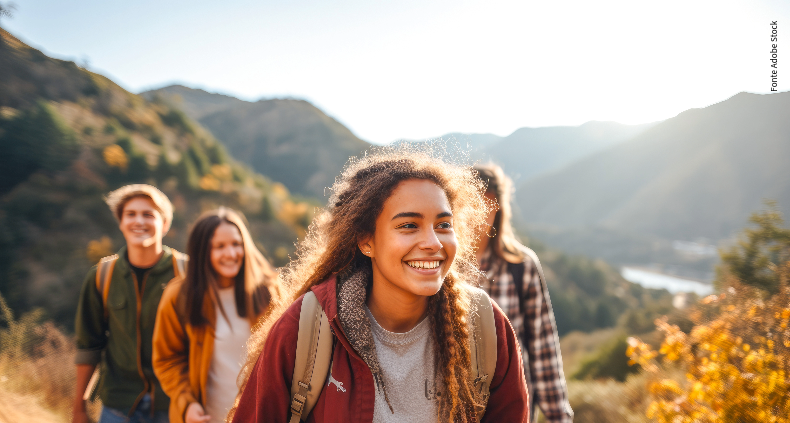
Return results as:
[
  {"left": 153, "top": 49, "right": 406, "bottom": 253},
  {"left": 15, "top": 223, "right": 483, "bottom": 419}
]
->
[
  {"left": 483, "top": 191, "right": 498, "bottom": 229},
  {"left": 362, "top": 179, "right": 457, "bottom": 299},
  {"left": 210, "top": 221, "right": 245, "bottom": 287}
]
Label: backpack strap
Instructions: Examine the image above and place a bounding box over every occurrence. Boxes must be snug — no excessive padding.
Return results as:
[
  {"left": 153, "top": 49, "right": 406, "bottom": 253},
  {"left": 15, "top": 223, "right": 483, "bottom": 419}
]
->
[
  {"left": 521, "top": 248, "right": 547, "bottom": 291},
  {"left": 290, "top": 291, "right": 333, "bottom": 423},
  {"left": 84, "top": 254, "right": 118, "bottom": 402},
  {"left": 468, "top": 287, "right": 497, "bottom": 422},
  {"left": 507, "top": 261, "right": 526, "bottom": 316},
  {"left": 171, "top": 249, "right": 188, "bottom": 279},
  {"left": 95, "top": 254, "right": 119, "bottom": 321}
]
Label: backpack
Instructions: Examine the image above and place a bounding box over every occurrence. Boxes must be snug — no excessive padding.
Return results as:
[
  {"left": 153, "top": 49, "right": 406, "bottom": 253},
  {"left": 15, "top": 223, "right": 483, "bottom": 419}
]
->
[
  {"left": 507, "top": 247, "right": 547, "bottom": 319},
  {"left": 288, "top": 288, "right": 497, "bottom": 423},
  {"left": 82, "top": 250, "right": 187, "bottom": 401},
  {"left": 506, "top": 247, "right": 550, "bottom": 423}
]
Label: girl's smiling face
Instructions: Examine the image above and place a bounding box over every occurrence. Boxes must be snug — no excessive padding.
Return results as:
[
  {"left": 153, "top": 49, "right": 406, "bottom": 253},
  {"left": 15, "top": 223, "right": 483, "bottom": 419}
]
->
[
  {"left": 361, "top": 179, "right": 457, "bottom": 299},
  {"left": 210, "top": 221, "right": 244, "bottom": 288}
]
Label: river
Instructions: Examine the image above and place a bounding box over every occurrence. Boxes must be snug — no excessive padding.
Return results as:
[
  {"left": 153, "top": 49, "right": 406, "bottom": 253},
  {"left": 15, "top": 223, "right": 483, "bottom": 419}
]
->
[{"left": 620, "top": 267, "right": 714, "bottom": 296}]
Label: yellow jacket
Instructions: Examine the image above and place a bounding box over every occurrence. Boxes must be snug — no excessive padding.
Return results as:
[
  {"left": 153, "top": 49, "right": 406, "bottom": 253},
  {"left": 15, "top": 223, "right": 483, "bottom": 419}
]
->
[{"left": 152, "top": 278, "right": 263, "bottom": 423}]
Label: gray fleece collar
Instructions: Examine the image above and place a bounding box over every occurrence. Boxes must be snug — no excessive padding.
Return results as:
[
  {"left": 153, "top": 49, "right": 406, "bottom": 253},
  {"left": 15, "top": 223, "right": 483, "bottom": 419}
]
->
[{"left": 336, "top": 265, "right": 394, "bottom": 412}]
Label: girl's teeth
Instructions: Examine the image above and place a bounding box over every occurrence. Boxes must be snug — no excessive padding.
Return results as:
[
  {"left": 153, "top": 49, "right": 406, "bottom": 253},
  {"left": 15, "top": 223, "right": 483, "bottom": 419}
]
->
[{"left": 408, "top": 261, "right": 439, "bottom": 269}]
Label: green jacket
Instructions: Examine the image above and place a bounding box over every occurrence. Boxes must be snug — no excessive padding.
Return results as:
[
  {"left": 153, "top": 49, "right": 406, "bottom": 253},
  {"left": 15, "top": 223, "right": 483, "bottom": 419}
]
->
[{"left": 75, "top": 245, "right": 182, "bottom": 415}]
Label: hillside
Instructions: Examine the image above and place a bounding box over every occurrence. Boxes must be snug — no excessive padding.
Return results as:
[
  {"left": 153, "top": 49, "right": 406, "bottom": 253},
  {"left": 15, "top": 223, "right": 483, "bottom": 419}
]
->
[
  {"left": 419, "top": 132, "right": 503, "bottom": 152},
  {"left": 480, "top": 121, "right": 654, "bottom": 182},
  {"left": 515, "top": 91, "right": 790, "bottom": 268},
  {"left": 410, "top": 121, "right": 652, "bottom": 183},
  {"left": 142, "top": 84, "right": 247, "bottom": 120},
  {"left": 143, "top": 85, "right": 372, "bottom": 198},
  {"left": 0, "top": 27, "right": 314, "bottom": 326}
]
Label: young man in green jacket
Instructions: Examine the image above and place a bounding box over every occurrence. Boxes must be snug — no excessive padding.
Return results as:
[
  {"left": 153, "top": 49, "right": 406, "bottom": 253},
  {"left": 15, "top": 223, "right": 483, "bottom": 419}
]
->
[{"left": 73, "top": 185, "right": 186, "bottom": 423}]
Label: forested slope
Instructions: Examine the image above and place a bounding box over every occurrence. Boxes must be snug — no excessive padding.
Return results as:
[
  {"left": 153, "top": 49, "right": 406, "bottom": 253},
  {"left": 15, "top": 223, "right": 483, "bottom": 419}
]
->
[
  {"left": 144, "top": 85, "right": 372, "bottom": 198},
  {"left": 0, "top": 27, "right": 314, "bottom": 326}
]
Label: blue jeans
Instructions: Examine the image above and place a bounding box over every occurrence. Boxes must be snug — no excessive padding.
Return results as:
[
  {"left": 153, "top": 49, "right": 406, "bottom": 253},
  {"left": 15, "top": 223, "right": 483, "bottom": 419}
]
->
[{"left": 99, "top": 394, "right": 168, "bottom": 423}]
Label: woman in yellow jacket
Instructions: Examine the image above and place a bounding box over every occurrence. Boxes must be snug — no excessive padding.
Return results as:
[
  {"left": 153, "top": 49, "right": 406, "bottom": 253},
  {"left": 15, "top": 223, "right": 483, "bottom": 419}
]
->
[{"left": 153, "top": 207, "right": 282, "bottom": 423}]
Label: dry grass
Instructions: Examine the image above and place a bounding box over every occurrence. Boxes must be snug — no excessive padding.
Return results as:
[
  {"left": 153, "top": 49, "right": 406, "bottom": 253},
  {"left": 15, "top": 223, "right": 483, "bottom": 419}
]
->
[
  {"left": 554, "top": 368, "right": 682, "bottom": 423},
  {"left": 0, "top": 389, "right": 65, "bottom": 423},
  {"left": 527, "top": 328, "right": 652, "bottom": 422},
  {"left": 565, "top": 374, "right": 651, "bottom": 423},
  {"left": 0, "top": 293, "right": 100, "bottom": 423},
  {"left": 559, "top": 327, "right": 622, "bottom": 376}
]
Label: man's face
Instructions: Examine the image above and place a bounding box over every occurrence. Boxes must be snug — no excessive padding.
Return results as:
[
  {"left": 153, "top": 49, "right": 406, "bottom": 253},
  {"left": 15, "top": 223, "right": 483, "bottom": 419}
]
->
[{"left": 119, "top": 196, "right": 165, "bottom": 249}]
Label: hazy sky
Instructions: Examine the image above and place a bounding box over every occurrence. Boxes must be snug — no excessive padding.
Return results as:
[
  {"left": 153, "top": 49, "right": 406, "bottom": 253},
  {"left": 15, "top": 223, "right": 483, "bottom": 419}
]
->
[{"left": 4, "top": 0, "right": 789, "bottom": 143}]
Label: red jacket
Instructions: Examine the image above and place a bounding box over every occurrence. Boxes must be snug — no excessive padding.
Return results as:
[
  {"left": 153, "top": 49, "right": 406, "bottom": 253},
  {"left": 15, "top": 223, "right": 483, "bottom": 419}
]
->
[{"left": 233, "top": 276, "right": 529, "bottom": 422}]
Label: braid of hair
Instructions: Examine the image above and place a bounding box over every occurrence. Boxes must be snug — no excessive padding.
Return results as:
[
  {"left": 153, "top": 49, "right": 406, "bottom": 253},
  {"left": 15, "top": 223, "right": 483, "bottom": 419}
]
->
[{"left": 430, "top": 274, "right": 478, "bottom": 422}]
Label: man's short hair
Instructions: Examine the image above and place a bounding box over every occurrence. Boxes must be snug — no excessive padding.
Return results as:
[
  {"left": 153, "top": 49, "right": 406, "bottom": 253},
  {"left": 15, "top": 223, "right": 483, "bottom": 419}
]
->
[{"left": 105, "top": 184, "right": 174, "bottom": 234}]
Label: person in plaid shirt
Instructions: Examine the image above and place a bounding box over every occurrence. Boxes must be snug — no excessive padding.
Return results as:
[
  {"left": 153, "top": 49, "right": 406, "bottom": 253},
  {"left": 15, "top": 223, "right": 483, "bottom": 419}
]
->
[{"left": 474, "top": 164, "right": 574, "bottom": 423}]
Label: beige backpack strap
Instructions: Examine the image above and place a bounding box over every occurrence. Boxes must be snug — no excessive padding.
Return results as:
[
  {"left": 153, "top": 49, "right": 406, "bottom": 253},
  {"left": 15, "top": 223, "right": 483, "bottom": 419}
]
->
[
  {"left": 468, "top": 287, "right": 497, "bottom": 422},
  {"left": 84, "top": 254, "right": 118, "bottom": 402},
  {"left": 171, "top": 249, "right": 188, "bottom": 278},
  {"left": 95, "top": 254, "right": 119, "bottom": 321},
  {"left": 522, "top": 248, "right": 547, "bottom": 289},
  {"left": 289, "top": 291, "right": 333, "bottom": 423}
]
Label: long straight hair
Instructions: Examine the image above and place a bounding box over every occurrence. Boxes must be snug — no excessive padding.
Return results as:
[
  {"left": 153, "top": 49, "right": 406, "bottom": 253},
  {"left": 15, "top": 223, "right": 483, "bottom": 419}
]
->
[
  {"left": 473, "top": 163, "right": 527, "bottom": 264},
  {"left": 182, "top": 207, "right": 281, "bottom": 328}
]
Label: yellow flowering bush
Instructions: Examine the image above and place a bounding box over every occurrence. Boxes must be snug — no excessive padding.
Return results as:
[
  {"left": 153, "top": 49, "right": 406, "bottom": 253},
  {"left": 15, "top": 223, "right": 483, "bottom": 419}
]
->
[
  {"left": 210, "top": 163, "right": 233, "bottom": 181},
  {"left": 198, "top": 173, "right": 221, "bottom": 191},
  {"left": 102, "top": 144, "right": 128, "bottom": 170},
  {"left": 86, "top": 236, "right": 113, "bottom": 263},
  {"left": 627, "top": 266, "right": 790, "bottom": 422}
]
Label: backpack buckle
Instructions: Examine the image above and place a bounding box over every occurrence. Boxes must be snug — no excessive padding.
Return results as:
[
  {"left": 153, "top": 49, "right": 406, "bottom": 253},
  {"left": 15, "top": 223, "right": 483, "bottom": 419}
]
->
[
  {"left": 473, "top": 373, "right": 489, "bottom": 386},
  {"left": 291, "top": 393, "right": 306, "bottom": 415}
]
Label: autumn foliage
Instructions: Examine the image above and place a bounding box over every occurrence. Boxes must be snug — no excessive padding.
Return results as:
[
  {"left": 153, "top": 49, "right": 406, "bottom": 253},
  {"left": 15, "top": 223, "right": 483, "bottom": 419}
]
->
[{"left": 627, "top": 207, "right": 790, "bottom": 422}]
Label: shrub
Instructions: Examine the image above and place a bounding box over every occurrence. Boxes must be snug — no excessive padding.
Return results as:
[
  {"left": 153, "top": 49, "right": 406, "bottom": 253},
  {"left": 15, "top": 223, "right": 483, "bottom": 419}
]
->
[
  {"left": 158, "top": 109, "right": 194, "bottom": 135},
  {"left": 0, "top": 291, "right": 95, "bottom": 422},
  {"left": 627, "top": 266, "right": 790, "bottom": 422},
  {"left": 0, "top": 101, "right": 78, "bottom": 194},
  {"left": 563, "top": 374, "right": 653, "bottom": 423},
  {"left": 718, "top": 202, "right": 790, "bottom": 294},
  {"left": 573, "top": 335, "right": 640, "bottom": 382},
  {"left": 626, "top": 207, "right": 790, "bottom": 422}
]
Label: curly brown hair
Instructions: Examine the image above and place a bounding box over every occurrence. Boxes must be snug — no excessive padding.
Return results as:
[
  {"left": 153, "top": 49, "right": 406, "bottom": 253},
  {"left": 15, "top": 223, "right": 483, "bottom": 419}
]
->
[{"left": 232, "top": 143, "right": 491, "bottom": 422}]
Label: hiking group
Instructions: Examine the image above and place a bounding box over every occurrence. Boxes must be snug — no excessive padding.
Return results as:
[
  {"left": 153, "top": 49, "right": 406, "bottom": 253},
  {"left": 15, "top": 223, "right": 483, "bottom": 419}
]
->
[{"left": 72, "top": 147, "right": 574, "bottom": 423}]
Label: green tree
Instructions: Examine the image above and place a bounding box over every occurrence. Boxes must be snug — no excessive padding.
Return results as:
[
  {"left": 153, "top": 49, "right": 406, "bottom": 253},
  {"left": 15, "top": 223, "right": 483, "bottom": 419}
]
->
[
  {"left": 0, "top": 101, "right": 79, "bottom": 194},
  {"left": 718, "top": 202, "right": 790, "bottom": 294},
  {"left": 573, "top": 335, "right": 639, "bottom": 382}
]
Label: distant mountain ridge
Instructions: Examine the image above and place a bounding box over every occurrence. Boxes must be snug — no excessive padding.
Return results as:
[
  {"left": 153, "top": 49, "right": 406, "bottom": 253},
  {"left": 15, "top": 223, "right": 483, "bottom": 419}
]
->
[
  {"left": 144, "top": 85, "right": 247, "bottom": 119},
  {"left": 480, "top": 121, "right": 655, "bottom": 182},
  {"left": 143, "top": 85, "right": 372, "bottom": 198},
  {"left": 411, "top": 121, "right": 655, "bottom": 183},
  {"left": 515, "top": 91, "right": 790, "bottom": 246}
]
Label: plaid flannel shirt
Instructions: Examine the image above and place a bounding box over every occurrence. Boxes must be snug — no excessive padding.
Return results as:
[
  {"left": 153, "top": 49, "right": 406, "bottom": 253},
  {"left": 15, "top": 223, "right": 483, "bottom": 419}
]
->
[{"left": 479, "top": 248, "right": 574, "bottom": 422}]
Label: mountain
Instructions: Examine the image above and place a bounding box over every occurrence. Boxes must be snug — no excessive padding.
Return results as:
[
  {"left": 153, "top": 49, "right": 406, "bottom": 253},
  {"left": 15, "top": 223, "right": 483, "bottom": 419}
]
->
[
  {"left": 411, "top": 121, "right": 653, "bottom": 183},
  {"left": 480, "top": 121, "right": 655, "bottom": 183},
  {"left": 409, "top": 132, "right": 503, "bottom": 152},
  {"left": 515, "top": 91, "right": 790, "bottom": 262},
  {"left": 142, "top": 85, "right": 372, "bottom": 198},
  {"left": 142, "top": 84, "right": 246, "bottom": 120},
  {"left": 0, "top": 27, "right": 314, "bottom": 325}
]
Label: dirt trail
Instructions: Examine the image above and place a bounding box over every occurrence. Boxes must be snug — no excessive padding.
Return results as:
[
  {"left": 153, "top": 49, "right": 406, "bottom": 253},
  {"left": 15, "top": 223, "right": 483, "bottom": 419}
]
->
[{"left": 0, "top": 388, "right": 66, "bottom": 423}]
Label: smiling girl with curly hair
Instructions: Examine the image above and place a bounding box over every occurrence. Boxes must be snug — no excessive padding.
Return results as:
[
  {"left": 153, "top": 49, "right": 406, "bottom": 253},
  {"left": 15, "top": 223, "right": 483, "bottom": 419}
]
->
[{"left": 231, "top": 145, "right": 529, "bottom": 422}]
